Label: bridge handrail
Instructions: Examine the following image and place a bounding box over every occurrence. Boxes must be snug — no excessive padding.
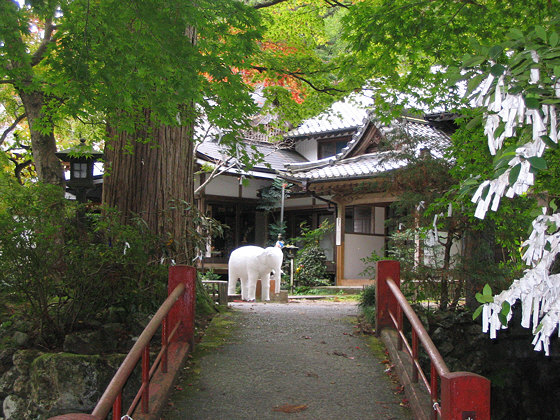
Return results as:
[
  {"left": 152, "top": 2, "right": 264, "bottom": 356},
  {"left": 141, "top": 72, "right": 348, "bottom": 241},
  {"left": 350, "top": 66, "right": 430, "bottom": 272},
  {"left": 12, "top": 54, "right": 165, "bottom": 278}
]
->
[
  {"left": 375, "top": 260, "right": 490, "bottom": 420},
  {"left": 50, "top": 265, "right": 196, "bottom": 420}
]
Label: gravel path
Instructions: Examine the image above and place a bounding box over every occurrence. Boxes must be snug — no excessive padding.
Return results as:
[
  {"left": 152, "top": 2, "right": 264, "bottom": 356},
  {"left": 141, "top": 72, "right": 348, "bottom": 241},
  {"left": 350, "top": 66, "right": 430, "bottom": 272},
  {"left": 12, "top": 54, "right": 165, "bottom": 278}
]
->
[{"left": 162, "top": 300, "right": 412, "bottom": 420}]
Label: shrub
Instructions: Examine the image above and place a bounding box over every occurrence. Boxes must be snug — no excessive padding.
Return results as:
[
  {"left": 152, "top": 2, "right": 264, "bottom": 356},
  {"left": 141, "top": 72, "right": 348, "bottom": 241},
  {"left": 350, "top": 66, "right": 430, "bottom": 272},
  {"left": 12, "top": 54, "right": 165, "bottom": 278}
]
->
[
  {"left": 292, "top": 221, "right": 334, "bottom": 288},
  {"left": 0, "top": 181, "right": 167, "bottom": 348},
  {"left": 359, "top": 285, "right": 376, "bottom": 325},
  {"left": 359, "top": 285, "right": 376, "bottom": 307},
  {"left": 294, "top": 244, "right": 330, "bottom": 287}
]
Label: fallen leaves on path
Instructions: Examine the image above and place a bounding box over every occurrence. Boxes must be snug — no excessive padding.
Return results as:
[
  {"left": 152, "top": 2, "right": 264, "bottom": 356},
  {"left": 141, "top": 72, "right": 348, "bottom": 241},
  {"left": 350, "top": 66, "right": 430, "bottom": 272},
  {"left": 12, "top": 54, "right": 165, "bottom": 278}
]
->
[
  {"left": 272, "top": 404, "right": 308, "bottom": 413},
  {"left": 332, "top": 350, "right": 355, "bottom": 359}
]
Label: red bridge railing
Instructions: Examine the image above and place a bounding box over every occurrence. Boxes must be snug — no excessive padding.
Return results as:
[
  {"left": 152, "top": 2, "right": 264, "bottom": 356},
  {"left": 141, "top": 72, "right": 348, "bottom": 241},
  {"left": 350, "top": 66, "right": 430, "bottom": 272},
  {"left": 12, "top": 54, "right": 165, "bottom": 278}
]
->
[
  {"left": 50, "top": 265, "right": 196, "bottom": 420},
  {"left": 376, "top": 260, "right": 490, "bottom": 420}
]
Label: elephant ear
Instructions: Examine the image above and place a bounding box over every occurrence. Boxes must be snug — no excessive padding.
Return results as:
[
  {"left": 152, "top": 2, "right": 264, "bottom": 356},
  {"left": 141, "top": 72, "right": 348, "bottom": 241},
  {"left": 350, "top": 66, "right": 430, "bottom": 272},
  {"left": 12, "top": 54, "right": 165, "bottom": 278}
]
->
[
  {"left": 256, "top": 248, "right": 269, "bottom": 261},
  {"left": 263, "top": 248, "right": 275, "bottom": 260}
]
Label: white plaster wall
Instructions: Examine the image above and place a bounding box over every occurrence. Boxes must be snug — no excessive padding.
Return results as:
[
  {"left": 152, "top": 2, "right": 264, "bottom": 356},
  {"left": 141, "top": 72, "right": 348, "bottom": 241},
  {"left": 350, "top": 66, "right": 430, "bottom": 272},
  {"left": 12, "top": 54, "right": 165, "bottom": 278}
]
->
[
  {"left": 204, "top": 175, "right": 271, "bottom": 199},
  {"left": 374, "top": 206, "right": 385, "bottom": 235},
  {"left": 344, "top": 234, "right": 385, "bottom": 279},
  {"left": 204, "top": 175, "right": 240, "bottom": 197},
  {"left": 242, "top": 178, "right": 271, "bottom": 199},
  {"left": 284, "top": 197, "right": 315, "bottom": 208},
  {"left": 319, "top": 214, "right": 335, "bottom": 261},
  {"left": 294, "top": 138, "right": 318, "bottom": 161}
]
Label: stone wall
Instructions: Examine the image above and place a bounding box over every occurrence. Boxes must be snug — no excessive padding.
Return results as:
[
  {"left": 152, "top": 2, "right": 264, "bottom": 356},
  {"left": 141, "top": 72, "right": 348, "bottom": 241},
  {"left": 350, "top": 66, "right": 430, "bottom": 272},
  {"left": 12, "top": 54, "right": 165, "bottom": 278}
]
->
[
  {"left": 425, "top": 307, "right": 560, "bottom": 420},
  {"left": 0, "top": 317, "right": 148, "bottom": 419},
  {"left": 0, "top": 350, "right": 136, "bottom": 419}
]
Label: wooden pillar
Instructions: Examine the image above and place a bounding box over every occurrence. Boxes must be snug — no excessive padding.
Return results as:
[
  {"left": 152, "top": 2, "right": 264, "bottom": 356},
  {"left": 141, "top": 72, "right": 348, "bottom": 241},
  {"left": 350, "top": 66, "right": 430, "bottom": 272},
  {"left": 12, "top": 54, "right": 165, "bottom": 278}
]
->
[
  {"left": 441, "top": 372, "right": 491, "bottom": 420},
  {"left": 335, "top": 203, "right": 345, "bottom": 285},
  {"left": 167, "top": 265, "right": 196, "bottom": 346},
  {"left": 375, "top": 260, "right": 400, "bottom": 335}
]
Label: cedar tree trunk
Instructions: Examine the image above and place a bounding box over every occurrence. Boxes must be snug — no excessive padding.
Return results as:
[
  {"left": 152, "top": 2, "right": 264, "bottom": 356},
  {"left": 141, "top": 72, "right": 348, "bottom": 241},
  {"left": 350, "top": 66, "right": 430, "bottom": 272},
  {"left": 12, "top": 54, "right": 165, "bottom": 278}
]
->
[{"left": 103, "top": 110, "right": 196, "bottom": 264}]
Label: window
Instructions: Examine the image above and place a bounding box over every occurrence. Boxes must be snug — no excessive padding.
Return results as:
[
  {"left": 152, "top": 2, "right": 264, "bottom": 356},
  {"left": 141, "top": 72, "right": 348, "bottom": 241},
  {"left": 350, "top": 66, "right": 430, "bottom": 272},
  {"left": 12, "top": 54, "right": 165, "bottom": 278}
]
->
[
  {"left": 318, "top": 139, "right": 349, "bottom": 159},
  {"left": 345, "top": 205, "right": 373, "bottom": 234},
  {"left": 71, "top": 162, "right": 88, "bottom": 179},
  {"left": 208, "top": 202, "right": 258, "bottom": 259}
]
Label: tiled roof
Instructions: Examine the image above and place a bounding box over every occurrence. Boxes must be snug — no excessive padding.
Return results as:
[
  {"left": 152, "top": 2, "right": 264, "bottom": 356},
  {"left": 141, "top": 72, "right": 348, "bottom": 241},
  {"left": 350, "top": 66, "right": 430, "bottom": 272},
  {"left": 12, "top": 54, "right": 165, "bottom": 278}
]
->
[
  {"left": 287, "top": 93, "right": 373, "bottom": 138},
  {"left": 196, "top": 92, "right": 451, "bottom": 183},
  {"left": 393, "top": 116, "right": 450, "bottom": 141},
  {"left": 283, "top": 115, "right": 450, "bottom": 182},
  {"left": 196, "top": 139, "right": 306, "bottom": 173},
  {"left": 284, "top": 151, "right": 406, "bottom": 182}
]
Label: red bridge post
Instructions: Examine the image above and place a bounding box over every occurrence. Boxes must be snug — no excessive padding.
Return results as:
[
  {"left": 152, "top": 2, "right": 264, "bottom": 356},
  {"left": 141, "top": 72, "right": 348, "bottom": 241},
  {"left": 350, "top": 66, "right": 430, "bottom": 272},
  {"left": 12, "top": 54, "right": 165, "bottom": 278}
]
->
[
  {"left": 168, "top": 265, "right": 196, "bottom": 347},
  {"left": 441, "top": 372, "right": 491, "bottom": 420},
  {"left": 375, "top": 260, "right": 400, "bottom": 335}
]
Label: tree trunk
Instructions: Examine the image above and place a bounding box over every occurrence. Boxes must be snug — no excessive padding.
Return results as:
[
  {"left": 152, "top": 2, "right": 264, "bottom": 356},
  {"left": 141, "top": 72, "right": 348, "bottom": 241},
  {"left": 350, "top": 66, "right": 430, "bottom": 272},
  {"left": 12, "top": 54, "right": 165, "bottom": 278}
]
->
[
  {"left": 18, "top": 89, "right": 64, "bottom": 187},
  {"left": 439, "top": 229, "right": 455, "bottom": 310},
  {"left": 463, "top": 230, "right": 479, "bottom": 311},
  {"left": 463, "top": 224, "right": 496, "bottom": 311},
  {"left": 103, "top": 110, "right": 195, "bottom": 264}
]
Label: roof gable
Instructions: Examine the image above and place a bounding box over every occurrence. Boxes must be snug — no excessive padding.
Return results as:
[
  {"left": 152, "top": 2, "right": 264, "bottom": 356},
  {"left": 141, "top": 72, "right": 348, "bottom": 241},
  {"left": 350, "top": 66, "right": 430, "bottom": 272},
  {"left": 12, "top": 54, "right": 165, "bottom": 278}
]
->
[
  {"left": 283, "top": 112, "right": 451, "bottom": 183},
  {"left": 286, "top": 93, "right": 373, "bottom": 139}
]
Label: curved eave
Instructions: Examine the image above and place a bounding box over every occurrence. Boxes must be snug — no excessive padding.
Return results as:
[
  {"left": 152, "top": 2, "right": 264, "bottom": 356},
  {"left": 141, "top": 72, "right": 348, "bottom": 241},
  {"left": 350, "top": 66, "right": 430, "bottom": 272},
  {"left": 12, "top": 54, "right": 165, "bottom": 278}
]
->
[{"left": 195, "top": 157, "right": 278, "bottom": 180}]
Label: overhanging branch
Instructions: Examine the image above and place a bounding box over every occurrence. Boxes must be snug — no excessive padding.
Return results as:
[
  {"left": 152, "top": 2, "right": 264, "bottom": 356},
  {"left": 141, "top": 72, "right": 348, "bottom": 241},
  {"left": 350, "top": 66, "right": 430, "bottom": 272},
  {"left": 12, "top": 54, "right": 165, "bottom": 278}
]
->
[
  {"left": 323, "top": 0, "right": 350, "bottom": 9},
  {"left": 31, "top": 18, "right": 56, "bottom": 67},
  {"left": 251, "top": 66, "right": 344, "bottom": 94},
  {"left": 0, "top": 113, "right": 26, "bottom": 146},
  {"left": 253, "top": 0, "right": 289, "bottom": 9},
  {"left": 253, "top": 0, "right": 350, "bottom": 9}
]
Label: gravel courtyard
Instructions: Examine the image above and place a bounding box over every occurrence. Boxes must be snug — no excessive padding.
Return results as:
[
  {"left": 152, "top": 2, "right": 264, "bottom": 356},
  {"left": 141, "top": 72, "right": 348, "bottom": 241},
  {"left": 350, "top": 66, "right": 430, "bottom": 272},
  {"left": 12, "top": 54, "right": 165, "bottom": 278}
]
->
[{"left": 162, "top": 300, "right": 412, "bottom": 420}]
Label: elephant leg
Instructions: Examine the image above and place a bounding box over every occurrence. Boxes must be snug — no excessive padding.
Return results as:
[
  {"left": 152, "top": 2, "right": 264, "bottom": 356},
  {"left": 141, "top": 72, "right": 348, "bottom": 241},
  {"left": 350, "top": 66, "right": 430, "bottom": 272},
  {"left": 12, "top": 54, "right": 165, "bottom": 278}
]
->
[
  {"left": 274, "top": 265, "right": 282, "bottom": 294},
  {"left": 228, "top": 270, "right": 238, "bottom": 295},
  {"left": 245, "top": 274, "right": 257, "bottom": 301},
  {"left": 261, "top": 274, "right": 271, "bottom": 301},
  {"left": 240, "top": 277, "right": 247, "bottom": 301}
]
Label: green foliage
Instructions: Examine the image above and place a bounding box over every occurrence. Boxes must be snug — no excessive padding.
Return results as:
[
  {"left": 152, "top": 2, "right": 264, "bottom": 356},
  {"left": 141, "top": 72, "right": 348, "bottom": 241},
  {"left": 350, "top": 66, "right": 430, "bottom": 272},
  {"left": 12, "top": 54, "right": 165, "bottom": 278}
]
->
[
  {"left": 359, "top": 285, "right": 376, "bottom": 308},
  {"left": 267, "top": 222, "right": 286, "bottom": 244},
  {"left": 472, "top": 284, "right": 511, "bottom": 327},
  {"left": 359, "top": 285, "right": 377, "bottom": 326},
  {"left": 199, "top": 269, "right": 222, "bottom": 282},
  {"left": 459, "top": 18, "right": 560, "bottom": 200},
  {"left": 292, "top": 221, "right": 334, "bottom": 287},
  {"left": 359, "top": 251, "right": 388, "bottom": 280},
  {"left": 167, "top": 199, "right": 227, "bottom": 263},
  {"left": 294, "top": 219, "right": 334, "bottom": 248},
  {"left": 292, "top": 286, "right": 326, "bottom": 295},
  {"left": 385, "top": 227, "right": 454, "bottom": 303},
  {"left": 373, "top": 93, "right": 537, "bottom": 309},
  {"left": 257, "top": 178, "right": 290, "bottom": 241},
  {"left": 0, "top": 182, "right": 167, "bottom": 348},
  {"left": 294, "top": 244, "right": 330, "bottom": 287},
  {"left": 341, "top": 0, "right": 556, "bottom": 116},
  {"left": 250, "top": 0, "right": 351, "bottom": 123},
  {"left": 257, "top": 178, "right": 289, "bottom": 213},
  {"left": 43, "top": 0, "right": 262, "bottom": 133},
  {"left": 472, "top": 283, "right": 494, "bottom": 322}
]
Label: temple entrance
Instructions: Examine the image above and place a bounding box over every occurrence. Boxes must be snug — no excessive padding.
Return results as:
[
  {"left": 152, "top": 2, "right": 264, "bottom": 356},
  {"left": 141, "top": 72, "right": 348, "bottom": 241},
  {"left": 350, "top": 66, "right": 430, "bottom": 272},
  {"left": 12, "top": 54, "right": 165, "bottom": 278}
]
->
[{"left": 207, "top": 201, "right": 266, "bottom": 260}]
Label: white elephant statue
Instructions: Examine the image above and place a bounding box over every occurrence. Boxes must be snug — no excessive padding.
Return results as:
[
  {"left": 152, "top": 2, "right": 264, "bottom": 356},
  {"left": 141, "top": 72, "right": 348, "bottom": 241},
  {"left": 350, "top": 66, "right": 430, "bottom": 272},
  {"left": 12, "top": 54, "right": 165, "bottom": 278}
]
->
[
  {"left": 228, "top": 244, "right": 284, "bottom": 301},
  {"left": 270, "top": 241, "right": 284, "bottom": 294}
]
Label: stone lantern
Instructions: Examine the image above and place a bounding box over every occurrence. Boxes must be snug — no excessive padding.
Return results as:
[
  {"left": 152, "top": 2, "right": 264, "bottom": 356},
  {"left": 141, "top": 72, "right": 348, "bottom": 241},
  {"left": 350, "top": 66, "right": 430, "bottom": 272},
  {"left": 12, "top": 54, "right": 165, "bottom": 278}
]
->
[{"left": 55, "top": 138, "right": 103, "bottom": 203}]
